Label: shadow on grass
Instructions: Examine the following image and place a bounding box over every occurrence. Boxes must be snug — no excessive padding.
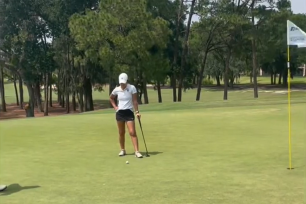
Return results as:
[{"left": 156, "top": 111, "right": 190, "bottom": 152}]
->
[
  {"left": 149, "top": 151, "right": 163, "bottom": 156},
  {"left": 291, "top": 165, "right": 306, "bottom": 169},
  {"left": 126, "top": 151, "right": 163, "bottom": 156},
  {"left": 0, "top": 183, "right": 40, "bottom": 196}
]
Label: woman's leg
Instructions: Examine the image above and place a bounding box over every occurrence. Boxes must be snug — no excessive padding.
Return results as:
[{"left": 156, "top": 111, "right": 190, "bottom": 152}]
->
[
  {"left": 126, "top": 121, "right": 142, "bottom": 158},
  {"left": 117, "top": 121, "right": 126, "bottom": 156}
]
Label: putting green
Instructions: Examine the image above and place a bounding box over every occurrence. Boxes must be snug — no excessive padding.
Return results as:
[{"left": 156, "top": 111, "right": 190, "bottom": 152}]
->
[{"left": 0, "top": 94, "right": 305, "bottom": 204}]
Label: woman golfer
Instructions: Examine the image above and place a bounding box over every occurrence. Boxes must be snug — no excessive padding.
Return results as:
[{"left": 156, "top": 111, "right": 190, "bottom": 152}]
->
[{"left": 109, "top": 73, "right": 143, "bottom": 158}]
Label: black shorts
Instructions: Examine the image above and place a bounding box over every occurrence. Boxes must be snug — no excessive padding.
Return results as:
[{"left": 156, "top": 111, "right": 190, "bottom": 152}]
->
[{"left": 116, "top": 109, "right": 135, "bottom": 122}]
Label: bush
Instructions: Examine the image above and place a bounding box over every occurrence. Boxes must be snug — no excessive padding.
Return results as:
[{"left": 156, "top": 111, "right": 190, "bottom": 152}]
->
[{"left": 202, "top": 78, "right": 214, "bottom": 85}]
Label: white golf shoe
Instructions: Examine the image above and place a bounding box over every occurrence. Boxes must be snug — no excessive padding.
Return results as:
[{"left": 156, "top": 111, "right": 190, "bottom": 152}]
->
[
  {"left": 118, "top": 150, "right": 126, "bottom": 156},
  {"left": 0, "top": 185, "right": 7, "bottom": 192},
  {"left": 135, "top": 151, "right": 143, "bottom": 158}
]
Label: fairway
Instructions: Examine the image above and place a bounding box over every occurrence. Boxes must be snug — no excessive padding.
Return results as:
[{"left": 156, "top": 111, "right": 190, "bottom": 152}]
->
[
  {"left": 0, "top": 89, "right": 306, "bottom": 204},
  {"left": 2, "top": 0, "right": 306, "bottom": 202}
]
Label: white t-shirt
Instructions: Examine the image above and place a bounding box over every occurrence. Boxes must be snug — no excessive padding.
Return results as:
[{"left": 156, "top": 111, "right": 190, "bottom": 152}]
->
[{"left": 111, "top": 84, "right": 137, "bottom": 111}]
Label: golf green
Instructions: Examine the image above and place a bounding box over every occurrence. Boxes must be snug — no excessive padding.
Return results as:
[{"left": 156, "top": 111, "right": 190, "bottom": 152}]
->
[{"left": 0, "top": 94, "right": 305, "bottom": 204}]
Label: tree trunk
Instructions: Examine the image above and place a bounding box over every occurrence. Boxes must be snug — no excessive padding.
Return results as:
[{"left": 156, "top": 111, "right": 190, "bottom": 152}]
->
[
  {"left": 65, "top": 93, "right": 70, "bottom": 113},
  {"left": 72, "top": 91, "right": 76, "bottom": 111},
  {"left": 270, "top": 72, "right": 273, "bottom": 85},
  {"left": 138, "top": 91, "right": 143, "bottom": 104},
  {"left": 223, "top": 50, "right": 231, "bottom": 100},
  {"left": 44, "top": 74, "right": 49, "bottom": 116},
  {"left": 251, "top": 0, "right": 258, "bottom": 98},
  {"left": 61, "top": 95, "right": 65, "bottom": 108},
  {"left": 282, "top": 69, "right": 288, "bottom": 86},
  {"left": 84, "top": 88, "right": 87, "bottom": 111},
  {"left": 251, "top": 38, "right": 258, "bottom": 98},
  {"left": 178, "top": 0, "right": 196, "bottom": 102},
  {"left": 229, "top": 70, "right": 234, "bottom": 88},
  {"left": 171, "top": 0, "right": 183, "bottom": 102},
  {"left": 35, "top": 82, "right": 43, "bottom": 112},
  {"left": 83, "top": 77, "right": 94, "bottom": 111},
  {"left": 157, "top": 81, "right": 162, "bottom": 103},
  {"left": 60, "top": 76, "right": 65, "bottom": 108},
  {"left": 196, "top": 51, "right": 208, "bottom": 101},
  {"left": 77, "top": 90, "right": 84, "bottom": 112},
  {"left": 192, "top": 75, "right": 196, "bottom": 85},
  {"left": 18, "top": 75, "right": 24, "bottom": 109},
  {"left": 65, "top": 76, "right": 70, "bottom": 113},
  {"left": 143, "top": 84, "right": 149, "bottom": 104},
  {"left": 25, "top": 83, "right": 35, "bottom": 117},
  {"left": 278, "top": 73, "right": 282, "bottom": 84},
  {"left": 136, "top": 83, "right": 143, "bottom": 105},
  {"left": 273, "top": 73, "right": 276, "bottom": 85},
  {"left": 171, "top": 74, "right": 177, "bottom": 102},
  {"left": 65, "top": 89, "right": 69, "bottom": 113},
  {"left": 49, "top": 76, "right": 52, "bottom": 107},
  {"left": 57, "top": 77, "right": 61, "bottom": 104},
  {"left": 58, "top": 90, "right": 61, "bottom": 104},
  {"left": 13, "top": 74, "right": 19, "bottom": 105},
  {"left": 142, "top": 73, "right": 149, "bottom": 104},
  {"left": 0, "top": 66, "right": 6, "bottom": 112},
  {"left": 216, "top": 75, "right": 221, "bottom": 86}
]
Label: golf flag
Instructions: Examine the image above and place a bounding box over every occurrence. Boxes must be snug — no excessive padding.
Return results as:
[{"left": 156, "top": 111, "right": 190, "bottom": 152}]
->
[
  {"left": 286, "top": 20, "right": 306, "bottom": 170},
  {"left": 287, "top": 20, "right": 306, "bottom": 47}
]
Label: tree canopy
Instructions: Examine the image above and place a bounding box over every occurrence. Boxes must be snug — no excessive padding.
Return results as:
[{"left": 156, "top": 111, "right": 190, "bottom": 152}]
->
[{"left": 0, "top": 0, "right": 305, "bottom": 116}]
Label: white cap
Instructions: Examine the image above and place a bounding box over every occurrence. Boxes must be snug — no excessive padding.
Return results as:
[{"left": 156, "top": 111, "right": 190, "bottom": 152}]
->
[{"left": 119, "top": 73, "right": 128, "bottom": 84}]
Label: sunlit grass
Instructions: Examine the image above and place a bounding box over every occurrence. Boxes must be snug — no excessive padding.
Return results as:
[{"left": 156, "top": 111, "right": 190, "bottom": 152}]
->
[{"left": 0, "top": 85, "right": 305, "bottom": 204}]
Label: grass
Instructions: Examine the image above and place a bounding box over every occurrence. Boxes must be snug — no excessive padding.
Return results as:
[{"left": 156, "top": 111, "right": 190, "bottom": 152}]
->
[
  {"left": 2, "top": 76, "right": 306, "bottom": 105},
  {"left": 0, "top": 78, "right": 306, "bottom": 204},
  {"left": 234, "top": 75, "right": 306, "bottom": 85}
]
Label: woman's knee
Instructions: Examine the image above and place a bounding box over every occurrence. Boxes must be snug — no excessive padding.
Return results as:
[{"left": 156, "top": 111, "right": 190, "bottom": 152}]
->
[
  {"left": 126, "top": 121, "right": 136, "bottom": 137},
  {"left": 129, "top": 130, "right": 137, "bottom": 137}
]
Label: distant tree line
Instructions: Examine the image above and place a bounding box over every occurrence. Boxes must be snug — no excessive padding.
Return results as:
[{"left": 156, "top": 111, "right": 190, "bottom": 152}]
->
[{"left": 0, "top": 0, "right": 305, "bottom": 116}]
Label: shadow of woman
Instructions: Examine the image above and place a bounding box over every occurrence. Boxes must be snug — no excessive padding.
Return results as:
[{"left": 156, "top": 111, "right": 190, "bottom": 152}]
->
[
  {"left": 0, "top": 183, "right": 40, "bottom": 196},
  {"left": 126, "top": 151, "right": 163, "bottom": 156}
]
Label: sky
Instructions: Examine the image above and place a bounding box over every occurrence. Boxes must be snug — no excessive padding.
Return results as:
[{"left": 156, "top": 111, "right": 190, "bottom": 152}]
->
[{"left": 290, "top": 0, "right": 306, "bottom": 14}]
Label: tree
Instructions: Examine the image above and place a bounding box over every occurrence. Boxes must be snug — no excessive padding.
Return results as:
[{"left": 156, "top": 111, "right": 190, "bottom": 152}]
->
[
  {"left": 214, "top": 0, "right": 251, "bottom": 100},
  {"left": 177, "top": 0, "right": 196, "bottom": 102},
  {"left": 191, "top": 0, "right": 229, "bottom": 101},
  {"left": 69, "top": 0, "right": 171, "bottom": 105}
]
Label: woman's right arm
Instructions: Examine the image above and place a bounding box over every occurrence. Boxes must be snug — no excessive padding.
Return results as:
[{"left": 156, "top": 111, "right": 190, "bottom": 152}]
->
[{"left": 109, "top": 94, "right": 118, "bottom": 110}]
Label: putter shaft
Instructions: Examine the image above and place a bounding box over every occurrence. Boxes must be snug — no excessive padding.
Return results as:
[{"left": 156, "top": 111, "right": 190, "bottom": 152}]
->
[{"left": 138, "top": 117, "right": 149, "bottom": 156}]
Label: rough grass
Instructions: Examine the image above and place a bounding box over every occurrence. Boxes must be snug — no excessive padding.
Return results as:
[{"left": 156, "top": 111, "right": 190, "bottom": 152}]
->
[
  {"left": 3, "top": 76, "right": 306, "bottom": 105},
  {"left": 0, "top": 85, "right": 305, "bottom": 204}
]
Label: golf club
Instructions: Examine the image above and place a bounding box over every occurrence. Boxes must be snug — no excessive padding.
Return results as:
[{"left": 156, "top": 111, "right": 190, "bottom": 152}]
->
[{"left": 137, "top": 117, "right": 150, "bottom": 157}]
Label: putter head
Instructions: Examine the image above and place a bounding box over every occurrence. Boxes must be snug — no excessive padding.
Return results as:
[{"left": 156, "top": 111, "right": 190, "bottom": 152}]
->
[{"left": 145, "top": 154, "right": 150, "bottom": 157}]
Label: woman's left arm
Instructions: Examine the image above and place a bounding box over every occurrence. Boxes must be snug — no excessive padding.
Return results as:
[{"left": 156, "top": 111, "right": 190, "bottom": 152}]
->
[
  {"left": 132, "top": 86, "right": 140, "bottom": 118},
  {"left": 132, "top": 93, "right": 139, "bottom": 114}
]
